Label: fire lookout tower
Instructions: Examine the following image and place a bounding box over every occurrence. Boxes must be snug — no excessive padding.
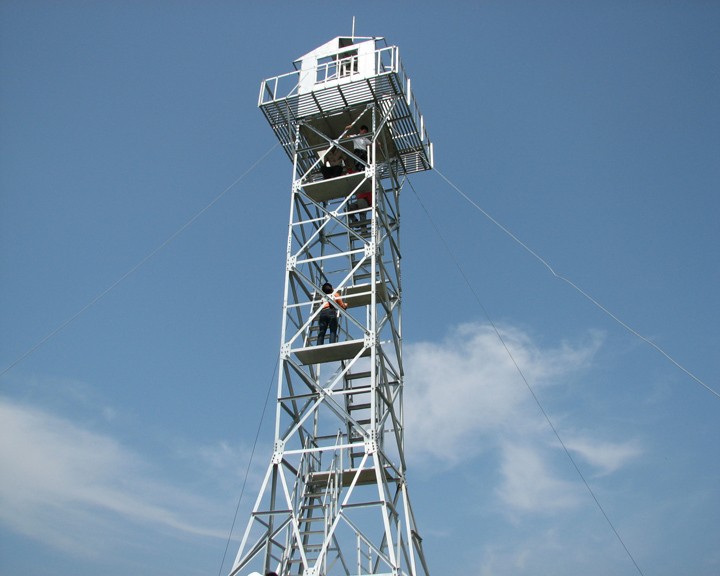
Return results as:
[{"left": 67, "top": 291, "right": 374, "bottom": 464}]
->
[{"left": 230, "top": 34, "right": 433, "bottom": 576}]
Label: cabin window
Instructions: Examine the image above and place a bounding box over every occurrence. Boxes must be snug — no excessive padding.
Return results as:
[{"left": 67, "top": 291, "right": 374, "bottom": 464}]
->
[
  {"left": 338, "top": 50, "right": 358, "bottom": 77},
  {"left": 315, "top": 50, "right": 359, "bottom": 84}
]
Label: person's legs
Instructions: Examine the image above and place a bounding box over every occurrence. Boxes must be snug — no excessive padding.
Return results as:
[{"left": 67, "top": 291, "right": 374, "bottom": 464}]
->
[
  {"left": 328, "top": 315, "right": 339, "bottom": 344},
  {"left": 349, "top": 198, "right": 369, "bottom": 224},
  {"left": 317, "top": 311, "right": 330, "bottom": 345},
  {"left": 354, "top": 149, "right": 367, "bottom": 171}
]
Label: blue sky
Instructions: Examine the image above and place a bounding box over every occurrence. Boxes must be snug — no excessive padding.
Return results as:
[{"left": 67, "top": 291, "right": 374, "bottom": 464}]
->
[{"left": 1, "top": 2, "right": 719, "bottom": 575}]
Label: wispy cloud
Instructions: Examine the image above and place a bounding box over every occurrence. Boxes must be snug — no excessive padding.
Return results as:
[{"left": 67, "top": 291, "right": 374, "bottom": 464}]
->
[
  {"left": 0, "top": 397, "right": 227, "bottom": 557},
  {"left": 564, "top": 435, "right": 642, "bottom": 476},
  {"left": 404, "top": 322, "right": 601, "bottom": 463},
  {"left": 404, "top": 322, "right": 639, "bottom": 516},
  {"left": 496, "top": 440, "right": 582, "bottom": 512}
]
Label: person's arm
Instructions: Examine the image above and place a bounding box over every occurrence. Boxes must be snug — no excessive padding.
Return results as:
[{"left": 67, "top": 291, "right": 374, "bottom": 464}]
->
[{"left": 335, "top": 293, "right": 348, "bottom": 310}]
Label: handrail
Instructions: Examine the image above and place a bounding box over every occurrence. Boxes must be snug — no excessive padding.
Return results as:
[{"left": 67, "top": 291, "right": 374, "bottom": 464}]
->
[{"left": 258, "top": 45, "right": 399, "bottom": 106}]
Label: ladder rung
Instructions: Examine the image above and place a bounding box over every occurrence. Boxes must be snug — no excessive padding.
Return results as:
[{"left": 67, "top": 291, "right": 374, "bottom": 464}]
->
[
  {"left": 348, "top": 402, "right": 371, "bottom": 411},
  {"left": 299, "top": 516, "right": 326, "bottom": 524},
  {"left": 346, "top": 386, "right": 372, "bottom": 395}
]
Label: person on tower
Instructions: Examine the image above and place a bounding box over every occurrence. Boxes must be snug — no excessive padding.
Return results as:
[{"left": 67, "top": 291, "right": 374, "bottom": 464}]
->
[
  {"left": 348, "top": 189, "right": 372, "bottom": 229},
  {"left": 317, "top": 282, "right": 348, "bottom": 345},
  {"left": 320, "top": 146, "right": 345, "bottom": 179},
  {"left": 344, "top": 124, "right": 371, "bottom": 171}
]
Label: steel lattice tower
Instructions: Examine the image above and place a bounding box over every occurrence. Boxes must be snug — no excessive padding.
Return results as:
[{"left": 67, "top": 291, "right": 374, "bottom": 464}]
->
[{"left": 230, "top": 35, "right": 433, "bottom": 576}]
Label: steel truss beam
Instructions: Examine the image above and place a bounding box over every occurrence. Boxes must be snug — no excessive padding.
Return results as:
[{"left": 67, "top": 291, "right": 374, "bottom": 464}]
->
[{"left": 232, "top": 38, "right": 431, "bottom": 576}]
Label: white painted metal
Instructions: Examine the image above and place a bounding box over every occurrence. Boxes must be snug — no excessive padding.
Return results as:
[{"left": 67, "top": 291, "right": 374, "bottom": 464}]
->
[{"left": 231, "top": 35, "right": 432, "bottom": 576}]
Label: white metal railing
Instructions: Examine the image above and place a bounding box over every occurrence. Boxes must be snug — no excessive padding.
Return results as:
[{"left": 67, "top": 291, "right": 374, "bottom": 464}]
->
[
  {"left": 315, "top": 54, "right": 359, "bottom": 84},
  {"left": 398, "top": 60, "right": 429, "bottom": 146},
  {"left": 258, "top": 45, "right": 398, "bottom": 106}
]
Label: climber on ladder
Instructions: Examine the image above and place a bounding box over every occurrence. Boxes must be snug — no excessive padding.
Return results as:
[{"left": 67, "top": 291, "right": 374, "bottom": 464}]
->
[{"left": 317, "top": 282, "right": 348, "bottom": 345}]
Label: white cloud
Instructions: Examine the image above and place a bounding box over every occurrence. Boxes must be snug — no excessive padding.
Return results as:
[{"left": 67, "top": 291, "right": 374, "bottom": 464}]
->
[
  {"left": 172, "top": 436, "right": 270, "bottom": 495},
  {"left": 404, "top": 322, "right": 601, "bottom": 463},
  {"left": 496, "top": 440, "right": 582, "bottom": 512},
  {"left": 0, "top": 397, "right": 226, "bottom": 557},
  {"left": 564, "top": 436, "right": 642, "bottom": 476},
  {"left": 402, "top": 322, "right": 643, "bottom": 517}
]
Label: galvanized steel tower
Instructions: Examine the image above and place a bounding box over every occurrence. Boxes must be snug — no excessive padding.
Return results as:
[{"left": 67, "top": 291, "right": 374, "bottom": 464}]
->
[{"left": 230, "top": 35, "right": 433, "bottom": 576}]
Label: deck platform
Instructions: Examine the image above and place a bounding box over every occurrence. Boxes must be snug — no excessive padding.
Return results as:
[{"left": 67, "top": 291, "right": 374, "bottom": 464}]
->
[
  {"left": 308, "top": 467, "right": 393, "bottom": 488},
  {"left": 343, "top": 282, "right": 390, "bottom": 308},
  {"left": 294, "top": 339, "right": 370, "bottom": 364}
]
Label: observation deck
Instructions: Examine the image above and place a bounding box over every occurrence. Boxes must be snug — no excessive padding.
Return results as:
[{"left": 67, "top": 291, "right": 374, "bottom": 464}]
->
[{"left": 258, "top": 36, "right": 433, "bottom": 176}]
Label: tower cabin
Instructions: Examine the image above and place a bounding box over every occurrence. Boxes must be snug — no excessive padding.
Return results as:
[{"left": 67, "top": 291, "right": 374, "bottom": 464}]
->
[{"left": 259, "top": 35, "right": 432, "bottom": 183}]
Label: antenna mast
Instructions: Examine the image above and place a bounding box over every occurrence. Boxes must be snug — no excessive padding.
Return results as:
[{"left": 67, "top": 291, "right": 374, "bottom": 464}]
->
[{"left": 230, "top": 33, "right": 433, "bottom": 576}]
